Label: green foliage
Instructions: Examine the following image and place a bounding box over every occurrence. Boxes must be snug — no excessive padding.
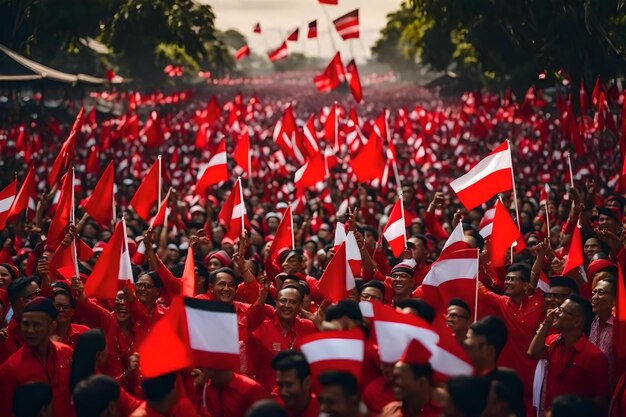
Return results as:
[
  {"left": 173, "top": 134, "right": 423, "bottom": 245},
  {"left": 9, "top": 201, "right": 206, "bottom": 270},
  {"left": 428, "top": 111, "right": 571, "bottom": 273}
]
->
[{"left": 373, "top": 0, "right": 626, "bottom": 91}]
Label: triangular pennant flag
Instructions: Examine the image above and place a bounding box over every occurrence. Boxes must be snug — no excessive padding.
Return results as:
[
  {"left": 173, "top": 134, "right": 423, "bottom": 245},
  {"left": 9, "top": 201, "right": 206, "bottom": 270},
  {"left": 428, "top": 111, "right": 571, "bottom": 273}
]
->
[
  {"left": 318, "top": 242, "right": 355, "bottom": 302},
  {"left": 82, "top": 162, "right": 114, "bottom": 225},
  {"left": 49, "top": 107, "right": 83, "bottom": 186},
  {"left": 84, "top": 221, "right": 124, "bottom": 299},
  {"left": 489, "top": 200, "right": 524, "bottom": 267},
  {"left": 217, "top": 179, "right": 249, "bottom": 241},
  {"left": 150, "top": 190, "right": 171, "bottom": 228},
  {"left": 562, "top": 225, "right": 584, "bottom": 277},
  {"left": 294, "top": 152, "right": 326, "bottom": 196},
  {"left": 267, "top": 206, "right": 294, "bottom": 264},
  {"left": 7, "top": 167, "right": 35, "bottom": 224},
  {"left": 0, "top": 180, "right": 17, "bottom": 230},
  {"left": 48, "top": 240, "right": 78, "bottom": 280},
  {"left": 130, "top": 160, "right": 160, "bottom": 221},
  {"left": 181, "top": 246, "right": 196, "bottom": 297},
  {"left": 383, "top": 198, "right": 406, "bottom": 257},
  {"left": 47, "top": 171, "right": 74, "bottom": 248}
]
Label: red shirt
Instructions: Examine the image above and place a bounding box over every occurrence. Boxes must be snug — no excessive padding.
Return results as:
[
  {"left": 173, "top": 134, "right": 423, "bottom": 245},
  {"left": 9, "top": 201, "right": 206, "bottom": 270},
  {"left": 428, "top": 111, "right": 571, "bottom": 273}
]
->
[
  {"left": 278, "top": 395, "right": 320, "bottom": 417},
  {"left": 0, "top": 340, "right": 73, "bottom": 417},
  {"left": 544, "top": 333, "right": 610, "bottom": 411},
  {"left": 381, "top": 400, "right": 442, "bottom": 417},
  {"left": 55, "top": 323, "right": 90, "bottom": 349},
  {"left": 130, "top": 397, "right": 207, "bottom": 417},
  {"left": 249, "top": 307, "right": 317, "bottom": 390},
  {"left": 478, "top": 288, "right": 544, "bottom": 403},
  {"left": 363, "top": 375, "right": 395, "bottom": 413},
  {"left": 0, "top": 317, "right": 23, "bottom": 363},
  {"left": 202, "top": 373, "right": 269, "bottom": 417}
]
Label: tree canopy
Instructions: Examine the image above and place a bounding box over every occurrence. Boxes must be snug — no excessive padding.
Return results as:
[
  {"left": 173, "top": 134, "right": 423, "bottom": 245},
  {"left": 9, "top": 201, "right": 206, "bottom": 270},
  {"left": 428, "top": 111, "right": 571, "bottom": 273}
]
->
[{"left": 373, "top": 0, "right": 626, "bottom": 92}]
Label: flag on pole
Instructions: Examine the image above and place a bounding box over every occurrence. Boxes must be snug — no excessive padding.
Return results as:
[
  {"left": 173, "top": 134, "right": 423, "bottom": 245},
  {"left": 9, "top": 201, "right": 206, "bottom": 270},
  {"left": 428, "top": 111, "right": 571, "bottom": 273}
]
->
[
  {"left": 82, "top": 161, "right": 114, "bottom": 225},
  {"left": 346, "top": 60, "right": 363, "bottom": 103},
  {"left": 307, "top": 20, "right": 318, "bottom": 38},
  {"left": 562, "top": 225, "right": 584, "bottom": 278},
  {"left": 294, "top": 152, "right": 326, "bottom": 196},
  {"left": 235, "top": 45, "right": 250, "bottom": 61},
  {"left": 0, "top": 180, "right": 17, "bottom": 230},
  {"left": 287, "top": 28, "right": 299, "bottom": 42},
  {"left": 49, "top": 108, "right": 83, "bottom": 186},
  {"left": 333, "top": 9, "right": 359, "bottom": 40},
  {"left": 268, "top": 42, "right": 288, "bottom": 62},
  {"left": 233, "top": 128, "right": 251, "bottom": 178},
  {"left": 383, "top": 197, "right": 406, "bottom": 257},
  {"left": 489, "top": 200, "right": 525, "bottom": 267},
  {"left": 130, "top": 160, "right": 160, "bottom": 221},
  {"left": 350, "top": 131, "right": 386, "bottom": 183},
  {"left": 267, "top": 206, "right": 294, "bottom": 265},
  {"left": 217, "top": 178, "right": 249, "bottom": 241},
  {"left": 6, "top": 167, "right": 35, "bottom": 224},
  {"left": 47, "top": 171, "right": 74, "bottom": 248},
  {"left": 150, "top": 190, "right": 171, "bottom": 229},
  {"left": 318, "top": 242, "right": 356, "bottom": 302},
  {"left": 84, "top": 221, "right": 125, "bottom": 299},
  {"left": 196, "top": 139, "right": 228, "bottom": 196}
]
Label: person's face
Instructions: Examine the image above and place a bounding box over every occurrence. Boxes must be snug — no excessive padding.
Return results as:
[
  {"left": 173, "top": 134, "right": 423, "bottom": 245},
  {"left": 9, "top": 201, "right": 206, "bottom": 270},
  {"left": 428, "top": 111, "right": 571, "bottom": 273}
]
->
[
  {"left": 402, "top": 187, "right": 414, "bottom": 204},
  {"left": 464, "top": 329, "right": 490, "bottom": 369},
  {"left": 276, "top": 368, "right": 310, "bottom": 409},
  {"left": 591, "top": 280, "right": 615, "bottom": 317},
  {"left": 544, "top": 286, "right": 571, "bottom": 311},
  {"left": 166, "top": 248, "right": 180, "bottom": 261},
  {"left": 318, "top": 385, "right": 358, "bottom": 417},
  {"left": 318, "top": 228, "right": 331, "bottom": 242},
  {"left": 360, "top": 287, "right": 384, "bottom": 303},
  {"left": 267, "top": 217, "right": 280, "bottom": 231},
  {"left": 210, "top": 273, "right": 237, "bottom": 303},
  {"left": 503, "top": 271, "right": 528, "bottom": 298},
  {"left": 391, "top": 272, "right": 414, "bottom": 297},
  {"left": 15, "top": 282, "right": 40, "bottom": 317},
  {"left": 409, "top": 240, "right": 427, "bottom": 262},
  {"left": 83, "top": 224, "right": 98, "bottom": 239},
  {"left": 282, "top": 253, "right": 302, "bottom": 274},
  {"left": 583, "top": 238, "right": 602, "bottom": 261},
  {"left": 54, "top": 294, "right": 74, "bottom": 325},
  {"left": 212, "top": 227, "right": 225, "bottom": 242},
  {"left": 363, "top": 232, "right": 377, "bottom": 248},
  {"left": 0, "top": 266, "right": 13, "bottom": 288},
  {"left": 135, "top": 275, "right": 160, "bottom": 306},
  {"left": 445, "top": 306, "right": 470, "bottom": 337},
  {"left": 21, "top": 311, "right": 55, "bottom": 348},
  {"left": 114, "top": 290, "right": 130, "bottom": 323},
  {"left": 391, "top": 362, "right": 427, "bottom": 401},
  {"left": 598, "top": 214, "right": 619, "bottom": 233},
  {"left": 553, "top": 299, "right": 580, "bottom": 331},
  {"left": 208, "top": 258, "right": 223, "bottom": 273},
  {"left": 277, "top": 288, "right": 302, "bottom": 322}
]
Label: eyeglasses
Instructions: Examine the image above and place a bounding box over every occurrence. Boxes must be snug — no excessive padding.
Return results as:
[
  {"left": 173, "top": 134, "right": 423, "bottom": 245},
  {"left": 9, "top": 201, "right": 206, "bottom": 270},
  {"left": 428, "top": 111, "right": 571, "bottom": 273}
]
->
[
  {"left": 135, "top": 282, "right": 155, "bottom": 290},
  {"left": 544, "top": 293, "right": 568, "bottom": 300},
  {"left": 447, "top": 312, "right": 470, "bottom": 320},
  {"left": 591, "top": 289, "right": 612, "bottom": 297},
  {"left": 22, "top": 288, "right": 40, "bottom": 301},
  {"left": 54, "top": 303, "right": 72, "bottom": 311}
]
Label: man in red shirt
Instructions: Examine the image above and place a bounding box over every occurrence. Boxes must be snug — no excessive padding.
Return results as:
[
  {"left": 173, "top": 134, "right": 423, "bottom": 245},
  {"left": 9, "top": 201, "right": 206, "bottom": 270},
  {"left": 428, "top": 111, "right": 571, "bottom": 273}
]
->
[
  {"left": 280, "top": 250, "right": 324, "bottom": 304},
  {"left": 0, "top": 276, "right": 40, "bottom": 363},
  {"left": 0, "top": 296, "right": 73, "bottom": 417},
  {"left": 528, "top": 295, "right": 610, "bottom": 416},
  {"left": 318, "top": 371, "right": 364, "bottom": 417},
  {"left": 272, "top": 350, "right": 320, "bottom": 417},
  {"left": 201, "top": 368, "right": 269, "bottom": 417},
  {"left": 131, "top": 372, "right": 205, "bottom": 417}
]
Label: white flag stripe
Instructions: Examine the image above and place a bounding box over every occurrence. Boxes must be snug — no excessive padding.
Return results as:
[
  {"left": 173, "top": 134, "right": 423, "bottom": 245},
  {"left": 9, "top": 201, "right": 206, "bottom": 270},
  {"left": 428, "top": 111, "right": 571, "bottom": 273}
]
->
[
  {"left": 383, "top": 218, "right": 404, "bottom": 241},
  {"left": 206, "top": 151, "right": 227, "bottom": 168},
  {"left": 430, "top": 346, "right": 474, "bottom": 376},
  {"left": 185, "top": 308, "right": 240, "bottom": 354},
  {"left": 450, "top": 147, "right": 512, "bottom": 191},
  {"left": 443, "top": 222, "right": 464, "bottom": 251},
  {"left": 345, "top": 232, "right": 361, "bottom": 262},
  {"left": 334, "top": 222, "right": 346, "bottom": 247},
  {"left": 300, "top": 338, "right": 364, "bottom": 363},
  {"left": 0, "top": 196, "right": 15, "bottom": 212},
  {"left": 374, "top": 320, "right": 440, "bottom": 363},
  {"left": 423, "top": 258, "right": 478, "bottom": 287},
  {"left": 479, "top": 222, "right": 493, "bottom": 238},
  {"left": 232, "top": 202, "right": 245, "bottom": 219},
  {"left": 119, "top": 224, "right": 133, "bottom": 282}
]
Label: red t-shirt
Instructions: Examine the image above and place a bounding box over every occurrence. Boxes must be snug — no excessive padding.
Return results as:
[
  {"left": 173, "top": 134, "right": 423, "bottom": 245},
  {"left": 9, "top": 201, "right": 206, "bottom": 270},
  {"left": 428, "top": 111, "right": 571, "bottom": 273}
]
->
[
  {"left": 202, "top": 373, "right": 269, "bottom": 417},
  {"left": 277, "top": 395, "right": 320, "bottom": 417},
  {"left": 363, "top": 375, "right": 395, "bottom": 413}
]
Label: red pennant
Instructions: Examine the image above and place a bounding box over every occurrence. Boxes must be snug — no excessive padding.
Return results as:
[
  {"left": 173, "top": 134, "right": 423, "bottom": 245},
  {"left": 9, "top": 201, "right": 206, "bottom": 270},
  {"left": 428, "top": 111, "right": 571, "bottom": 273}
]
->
[
  {"left": 489, "top": 200, "right": 525, "bottom": 267},
  {"left": 130, "top": 160, "right": 160, "bottom": 221},
  {"left": 49, "top": 107, "right": 83, "bottom": 186},
  {"left": 82, "top": 162, "right": 114, "bottom": 225},
  {"left": 84, "top": 221, "right": 124, "bottom": 299}
]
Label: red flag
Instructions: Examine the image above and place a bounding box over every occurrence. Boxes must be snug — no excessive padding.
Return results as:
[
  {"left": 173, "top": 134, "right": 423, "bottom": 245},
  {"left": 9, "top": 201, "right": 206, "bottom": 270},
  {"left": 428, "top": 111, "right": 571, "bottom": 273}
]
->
[
  {"left": 196, "top": 140, "right": 228, "bottom": 196},
  {"left": 268, "top": 41, "right": 288, "bottom": 61},
  {"left": 86, "top": 146, "right": 99, "bottom": 175},
  {"left": 218, "top": 179, "right": 248, "bottom": 241},
  {"left": 592, "top": 76, "right": 603, "bottom": 106},
  {"left": 47, "top": 171, "right": 74, "bottom": 248},
  {"left": 253, "top": 23, "right": 261, "bottom": 33},
  {"left": 130, "top": 160, "right": 160, "bottom": 221},
  {"left": 48, "top": 240, "right": 77, "bottom": 280},
  {"left": 233, "top": 128, "right": 251, "bottom": 177},
  {"left": 267, "top": 206, "right": 294, "bottom": 264},
  {"left": 346, "top": 60, "right": 362, "bottom": 103},
  {"left": 82, "top": 162, "right": 114, "bottom": 225},
  {"left": 307, "top": 20, "right": 318, "bottom": 38},
  {"left": 287, "top": 28, "right": 299, "bottom": 42},
  {"left": 539, "top": 183, "right": 550, "bottom": 207},
  {"left": 615, "top": 264, "right": 626, "bottom": 362},
  {"left": 350, "top": 131, "right": 386, "bottom": 183},
  {"left": 323, "top": 102, "right": 339, "bottom": 150},
  {"left": 489, "top": 200, "right": 525, "bottom": 267},
  {"left": 294, "top": 152, "right": 326, "bottom": 196},
  {"left": 302, "top": 114, "right": 321, "bottom": 156},
  {"left": 7, "top": 167, "right": 35, "bottom": 224},
  {"left": 49, "top": 107, "right": 83, "bottom": 186},
  {"left": 383, "top": 198, "right": 406, "bottom": 257},
  {"left": 618, "top": 155, "right": 626, "bottom": 193},
  {"left": 84, "top": 221, "right": 125, "bottom": 299},
  {"left": 621, "top": 96, "right": 626, "bottom": 160},
  {"left": 579, "top": 79, "right": 588, "bottom": 114},
  {"left": 314, "top": 54, "right": 344, "bottom": 93},
  {"left": 318, "top": 0, "right": 338, "bottom": 4},
  {"left": 274, "top": 105, "right": 298, "bottom": 160},
  {"left": 206, "top": 96, "right": 222, "bottom": 125},
  {"left": 318, "top": 242, "right": 356, "bottom": 302},
  {"left": 138, "top": 296, "right": 193, "bottom": 377},
  {"left": 150, "top": 190, "right": 170, "bottom": 229},
  {"left": 333, "top": 9, "right": 359, "bottom": 40},
  {"left": 235, "top": 45, "right": 250, "bottom": 61},
  {"left": 450, "top": 141, "right": 513, "bottom": 210},
  {"left": 0, "top": 180, "right": 17, "bottom": 230},
  {"left": 182, "top": 246, "right": 196, "bottom": 297},
  {"left": 562, "top": 225, "right": 584, "bottom": 276},
  {"left": 140, "top": 111, "right": 164, "bottom": 148}
]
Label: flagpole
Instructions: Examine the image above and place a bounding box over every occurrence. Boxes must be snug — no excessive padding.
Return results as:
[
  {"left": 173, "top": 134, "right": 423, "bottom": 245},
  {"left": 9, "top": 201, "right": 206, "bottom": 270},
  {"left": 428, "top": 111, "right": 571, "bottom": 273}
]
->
[
  {"left": 566, "top": 152, "right": 575, "bottom": 189},
  {"left": 321, "top": 6, "right": 338, "bottom": 53},
  {"left": 289, "top": 204, "right": 295, "bottom": 250},
  {"left": 545, "top": 200, "right": 551, "bottom": 240},
  {"left": 474, "top": 249, "right": 480, "bottom": 323},
  {"left": 399, "top": 192, "right": 407, "bottom": 250},
  {"left": 238, "top": 176, "right": 245, "bottom": 234},
  {"left": 506, "top": 139, "right": 521, "bottom": 230},
  {"left": 385, "top": 109, "right": 402, "bottom": 191},
  {"left": 70, "top": 167, "right": 79, "bottom": 278},
  {"left": 157, "top": 155, "right": 162, "bottom": 205},
  {"left": 112, "top": 179, "right": 117, "bottom": 229}
]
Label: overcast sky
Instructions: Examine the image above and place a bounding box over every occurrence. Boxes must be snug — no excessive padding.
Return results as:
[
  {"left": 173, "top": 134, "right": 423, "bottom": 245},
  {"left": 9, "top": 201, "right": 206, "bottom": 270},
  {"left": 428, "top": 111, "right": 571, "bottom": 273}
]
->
[{"left": 204, "top": 0, "right": 403, "bottom": 59}]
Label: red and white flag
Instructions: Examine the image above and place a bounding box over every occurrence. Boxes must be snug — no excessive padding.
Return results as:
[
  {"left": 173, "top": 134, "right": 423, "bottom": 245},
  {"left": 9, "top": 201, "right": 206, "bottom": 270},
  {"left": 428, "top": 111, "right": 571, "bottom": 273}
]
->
[
  {"left": 235, "top": 45, "right": 250, "bottom": 61},
  {"left": 333, "top": 9, "right": 359, "bottom": 39},
  {"left": 82, "top": 161, "right": 114, "bottom": 225},
  {"left": 184, "top": 298, "right": 241, "bottom": 371},
  {"left": 130, "top": 159, "right": 161, "bottom": 221},
  {"left": 233, "top": 127, "right": 251, "bottom": 178},
  {"left": 0, "top": 180, "right": 17, "bottom": 230},
  {"left": 346, "top": 60, "right": 362, "bottom": 103},
  {"left": 7, "top": 167, "right": 36, "bottom": 225},
  {"left": 253, "top": 23, "right": 261, "bottom": 33},
  {"left": 562, "top": 225, "right": 585, "bottom": 281},
  {"left": 85, "top": 221, "right": 125, "bottom": 299},
  {"left": 307, "top": 20, "right": 318, "bottom": 38},
  {"left": 150, "top": 189, "right": 171, "bottom": 229},
  {"left": 318, "top": 242, "right": 356, "bottom": 302},
  {"left": 450, "top": 140, "right": 513, "bottom": 210},
  {"left": 421, "top": 248, "right": 479, "bottom": 314},
  {"left": 287, "top": 28, "right": 299, "bottom": 42},
  {"left": 489, "top": 200, "right": 524, "bottom": 267},
  {"left": 274, "top": 105, "right": 298, "bottom": 160},
  {"left": 298, "top": 328, "right": 365, "bottom": 382},
  {"left": 294, "top": 152, "right": 326, "bottom": 196},
  {"left": 479, "top": 207, "right": 496, "bottom": 238},
  {"left": 268, "top": 41, "right": 288, "bottom": 62},
  {"left": 218, "top": 178, "right": 248, "bottom": 241},
  {"left": 267, "top": 206, "right": 294, "bottom": 265},
  {"left": 539, "top": 183, "right": 550, "bottom": 207},
  {"left": 314, "top": 54, "right": 344, "bottom": 93},
  {"left": 333, "top": 224, "right": 362, "bottom": 276},
  {"left": 132, "top": 240, "right": 147, "bottom": 265},
  {"left": 119, "top": 219, "right": 133, "bottom": 283},
  {"left": 441, "top": 222, "right": 469, "bottom": 255},
  {"left": 383, "top": 197, "right": 406, "bottom": 257},
  {"left": 302, "top": 114, "right": 321, "bottom": 156},
  {"left": 196, "top": 139, "right": 228, "bottom": 196}
]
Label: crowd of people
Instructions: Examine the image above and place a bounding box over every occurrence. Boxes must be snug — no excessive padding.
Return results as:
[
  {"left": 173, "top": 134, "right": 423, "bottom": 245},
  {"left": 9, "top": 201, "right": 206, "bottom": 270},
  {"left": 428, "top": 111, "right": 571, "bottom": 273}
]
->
[{"left": 0, "top": 75, "right": 624, "bottom": 417}]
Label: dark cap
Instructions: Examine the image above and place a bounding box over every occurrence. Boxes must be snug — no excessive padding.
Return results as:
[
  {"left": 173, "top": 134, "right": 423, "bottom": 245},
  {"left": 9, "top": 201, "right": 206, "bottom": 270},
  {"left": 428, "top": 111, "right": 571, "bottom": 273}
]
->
[{"left": 23, "top": 296, "right": 58, "bottom": 320}]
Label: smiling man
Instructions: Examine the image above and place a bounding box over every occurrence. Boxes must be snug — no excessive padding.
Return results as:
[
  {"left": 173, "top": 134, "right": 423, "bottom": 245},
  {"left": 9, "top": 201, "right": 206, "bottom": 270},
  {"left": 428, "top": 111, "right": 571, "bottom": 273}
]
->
[{"left": 272, "top": 350, "right": 319, "bottom": 417}]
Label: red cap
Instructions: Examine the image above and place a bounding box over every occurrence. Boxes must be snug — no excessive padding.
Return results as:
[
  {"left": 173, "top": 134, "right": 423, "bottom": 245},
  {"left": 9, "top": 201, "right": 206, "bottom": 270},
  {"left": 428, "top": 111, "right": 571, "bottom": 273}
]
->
[{"left": 399, "top": 339, "right": 432, "bottom": 366}]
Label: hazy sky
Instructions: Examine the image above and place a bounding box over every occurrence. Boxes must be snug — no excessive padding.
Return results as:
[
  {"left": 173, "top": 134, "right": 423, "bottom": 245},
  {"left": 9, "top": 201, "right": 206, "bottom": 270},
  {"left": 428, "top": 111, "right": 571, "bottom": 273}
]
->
[{"left": 205, "top": 0, "right": 403, "bottom": 59}]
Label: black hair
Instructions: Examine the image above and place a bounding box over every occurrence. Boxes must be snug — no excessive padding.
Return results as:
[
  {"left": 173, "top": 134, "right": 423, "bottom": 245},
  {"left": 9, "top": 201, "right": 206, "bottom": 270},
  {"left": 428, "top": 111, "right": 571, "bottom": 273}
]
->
[
  {"left": 7, "top": 276, "right": 36, "bottom": 305},
  {"left": 279, "top": 284, "right": 305, "bottom": 300},
  {"left": 297, "top": 280, "right": 311, "bottom": 296},
  {"left": 73, "top": 375, "right": 120, "bottom": 417},
  {"left": 318, "top": 370, "right": 359, "bottom": 398},
  {"left": 396, "top": 298, "right": 436, "bottom": 324},
  {"left": 490, "top": 368, "right": 525, "bottom": 417},
  {"left": 207, "top": 267, "right": 237, "bottom": 286},
  {"left": 245, "top": 399, "right": 288, "bottom": 417},
  {"left": 13, "top": 382, "right": 52, "bottom": 417},
  {"left": 598, "top": 276, "right": 617, "bottom": 296},
  {"left": 445, "top": 376, "right": 490, "bottom": 417},
  {"left": 325, "top": 299, "right": 363, "bottom": 323},
  {"left": 465, "top": 229, "right": 485, "bottom": 250},
  {"left": 279, "top": 249, "right": 303, "bottom": 264},
  {"left": 448, "top": 297, "right": 471, "bottom": 318},
  {"left": 507, "top": 263, "right": 531, "bottom": 283},
  {"left": 359, "top": 280, "right": 386, "bottom": 298},
  {"left": 134, "top": 271, "right": 163, "bottom": 288},
  {"left": 470, "top": 316, "right": 508, "bottom": 359},
  {"left": 550, "top": 394, "right": 594, "bottom": 417},
  {"left": 408, "top": 363, "right": 433, "bottom": 383},
  {"left": 142, "top": 372, "right": 177, "bottom": 402},
  {"left": 70, "top": 329, "right": 107, "bottom": 392},
  {"left": 0, "top": 263, "right": 19, "bottom": 282},
  {"left": 51, "top": 280, "right": 72, "bottom": 295},
  {"left": 168, "top": 264, "right": 185, "bottom": 278},
  {"left": 567, "top": 295, "right": 594, "bottom": 336},
  {"left": 271, "top": 350, "right": 310, "bottom": 381},
  {"left": 54, "top": 288, "right": 76, "bottom": 308},
  {"left": 354, "top": 278, "right": 364, "bottom": 292},
  {"left": 361, "top": 225, "right": 379, "bottom": 241}
]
